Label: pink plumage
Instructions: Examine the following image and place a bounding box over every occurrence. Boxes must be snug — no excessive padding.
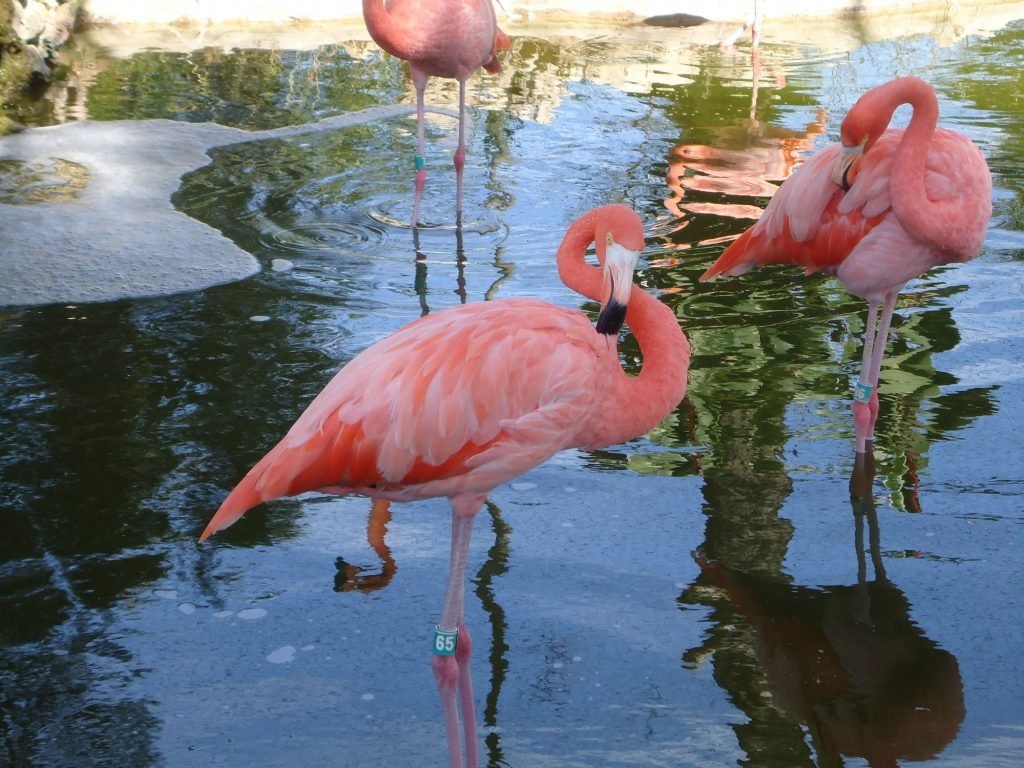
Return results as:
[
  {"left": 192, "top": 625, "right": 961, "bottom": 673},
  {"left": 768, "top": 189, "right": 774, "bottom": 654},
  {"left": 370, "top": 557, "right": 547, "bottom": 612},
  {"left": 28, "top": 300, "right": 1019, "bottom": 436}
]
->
[
  {"left": 701, "top": 77, "right": 992, "bottom": 453},
  {"left": 203, "top": 300, "right": 617, "bottom": 532},
  {"left": 201, "top": 204, "right": 690, "bottom": 768}
]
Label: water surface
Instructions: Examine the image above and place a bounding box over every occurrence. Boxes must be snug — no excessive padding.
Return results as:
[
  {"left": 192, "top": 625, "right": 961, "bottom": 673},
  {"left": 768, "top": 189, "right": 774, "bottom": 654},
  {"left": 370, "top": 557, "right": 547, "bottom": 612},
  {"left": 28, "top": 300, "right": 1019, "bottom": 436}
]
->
[{"left": 2, "top": 13, "right": 1023, "bottom": 768}]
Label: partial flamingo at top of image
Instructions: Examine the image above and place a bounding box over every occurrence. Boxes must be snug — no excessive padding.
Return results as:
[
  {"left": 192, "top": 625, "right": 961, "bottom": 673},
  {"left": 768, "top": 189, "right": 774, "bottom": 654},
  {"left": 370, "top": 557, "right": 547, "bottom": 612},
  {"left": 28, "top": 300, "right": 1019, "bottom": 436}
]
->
[{"left": 362, "top": 0, "right": 510, "bottom": 224}]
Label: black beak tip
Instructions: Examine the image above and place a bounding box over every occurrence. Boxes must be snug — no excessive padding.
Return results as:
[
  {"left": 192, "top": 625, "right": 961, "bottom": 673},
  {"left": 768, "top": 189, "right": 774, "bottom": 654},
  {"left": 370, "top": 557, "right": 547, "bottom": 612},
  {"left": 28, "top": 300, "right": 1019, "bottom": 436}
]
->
[{"left": 596, "top": 299, "right": 628, "bottom": 335}]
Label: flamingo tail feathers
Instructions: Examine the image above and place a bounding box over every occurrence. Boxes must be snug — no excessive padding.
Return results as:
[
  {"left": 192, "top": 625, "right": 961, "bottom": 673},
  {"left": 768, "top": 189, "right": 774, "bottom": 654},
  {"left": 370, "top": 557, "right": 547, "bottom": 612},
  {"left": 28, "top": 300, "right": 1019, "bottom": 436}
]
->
[
  {"left": 198, "top": 442, "right": 333, "bottom": 542},
  {"left": 700, "top": 228, "right": 760, "bottom": 282},
  {"left": 199, "top": 468, "right": 269, "bottom": 542},
  {"left": 483, "top": 28, "right": 511, "bottom": 74}
]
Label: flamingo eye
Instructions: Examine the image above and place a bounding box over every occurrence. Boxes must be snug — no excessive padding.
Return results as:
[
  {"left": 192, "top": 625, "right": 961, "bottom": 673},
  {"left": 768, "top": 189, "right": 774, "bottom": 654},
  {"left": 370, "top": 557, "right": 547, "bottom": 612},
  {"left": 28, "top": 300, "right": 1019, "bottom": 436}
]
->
[{"left": 605, "top": 233, "right": 614, "bottom": 247}]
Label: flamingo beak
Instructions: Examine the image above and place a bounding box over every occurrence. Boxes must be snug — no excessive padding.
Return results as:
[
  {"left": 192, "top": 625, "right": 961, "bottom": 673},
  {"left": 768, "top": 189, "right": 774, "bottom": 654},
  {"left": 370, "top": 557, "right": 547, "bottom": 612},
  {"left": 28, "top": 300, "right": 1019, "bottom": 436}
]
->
[
  {"left": 832, "top": 142, "right": 864, "bottom": 190},
  {"left": 595, "top": 240, "right": 640, "bottom": 335}
]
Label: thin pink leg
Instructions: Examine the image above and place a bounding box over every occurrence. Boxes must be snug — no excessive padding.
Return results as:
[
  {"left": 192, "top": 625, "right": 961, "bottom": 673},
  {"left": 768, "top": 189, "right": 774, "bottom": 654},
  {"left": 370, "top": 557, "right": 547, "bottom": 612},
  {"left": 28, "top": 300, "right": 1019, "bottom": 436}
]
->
[
  {"left": 853, "top": 292, "right": 899, "bottom": 453},
  {"left": 431, "top": 494, "right": 484, "bottom": 768},
  {"left": 866, "top": 292, "right": 899, "bottom": 395},
  {"left": 751, "top": 0, "right": 762, "bottom": 48},
  {"left": 454, "top": 79, "right": 467, "bottom": 217},
  {"left": 863, "top": 291, "right": 898, "bottom": 441},
  {"left": 853, "top": 299, "right": 880, "bottom": 453},
  {"left": 411, "top": 71, "right": 428, "bottom": 227}
]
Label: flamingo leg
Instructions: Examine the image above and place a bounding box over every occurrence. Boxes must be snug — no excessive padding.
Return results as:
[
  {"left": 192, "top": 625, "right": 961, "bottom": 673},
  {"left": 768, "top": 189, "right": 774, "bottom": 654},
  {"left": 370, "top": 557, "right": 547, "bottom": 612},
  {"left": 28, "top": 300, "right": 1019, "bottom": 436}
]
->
[
  {"left": 852, "top": 299, "right": 880, "bottom": 453},
  {"left": 411, "top": 70, "right": 429, "bottom": 227},
  {"left": 751, "top": 0, "right": 762, "bottom": 48},
  {"left": 866, "top": 291, "right": 899, "bottom": 397},
  {"left": 432, "top": 494, "right": 485, "bottom": 768},
  {"left": 454, "top": 78, "right": 467, "bottom": 218},
  {"left": 853, "top": 292, "right": 898, "bottom": 453}
]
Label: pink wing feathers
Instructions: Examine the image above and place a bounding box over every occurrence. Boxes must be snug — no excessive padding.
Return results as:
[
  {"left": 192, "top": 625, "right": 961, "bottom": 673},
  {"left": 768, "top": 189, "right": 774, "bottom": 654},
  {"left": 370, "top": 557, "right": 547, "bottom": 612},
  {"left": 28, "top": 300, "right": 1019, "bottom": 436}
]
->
[
  {"left": 700, "top": 137, "right": 895, "bottom": 281},
  {"left": 200, "top": 299, "right": 611, "bottom": 540},
  {"left": 700, "top": 127, "right": 987, "bottom": 291}
]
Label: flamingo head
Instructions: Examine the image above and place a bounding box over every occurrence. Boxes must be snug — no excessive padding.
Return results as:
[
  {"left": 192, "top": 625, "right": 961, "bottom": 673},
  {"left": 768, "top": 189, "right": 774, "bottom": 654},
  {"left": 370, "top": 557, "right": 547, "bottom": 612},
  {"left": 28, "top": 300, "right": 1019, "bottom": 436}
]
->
[
  {"left": 593, "top": 205, "right": 644, "bottom": 335},
  {"left": 831, "top": 85, "right": 892, "bottom": 189},
  {"left": 831, "top": 141, "right": 864, "bottom": 190},
  {"left": 832, "top": 77, "right": 933, "bottom": 189}
]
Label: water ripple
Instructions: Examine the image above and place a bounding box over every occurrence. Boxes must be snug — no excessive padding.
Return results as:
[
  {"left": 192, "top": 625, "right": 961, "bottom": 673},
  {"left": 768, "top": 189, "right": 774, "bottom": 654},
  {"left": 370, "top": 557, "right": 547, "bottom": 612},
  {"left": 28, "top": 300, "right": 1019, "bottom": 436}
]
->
[{"left": 258, "top": 219, "right": 389, "bottom": 255}]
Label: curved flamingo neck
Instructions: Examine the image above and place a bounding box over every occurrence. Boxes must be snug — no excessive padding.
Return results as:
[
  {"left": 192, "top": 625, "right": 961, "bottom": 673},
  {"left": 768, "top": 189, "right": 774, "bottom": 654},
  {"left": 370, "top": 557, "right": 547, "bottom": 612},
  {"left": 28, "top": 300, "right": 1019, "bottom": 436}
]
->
[
  {"left": 556, "top": 207, "right": 606, "bottom": 303},
  {"left": 611, "top": 285, "right": 691, "bottom": 442},
  {"left": 557, "top": 209, "right": 691, "bottom": 447},
  {"left": 865, "top": 78, "right": 973, "bottom": 259},
  {"left": 362, "top": 0, "right": 416, "bottom": 60}
]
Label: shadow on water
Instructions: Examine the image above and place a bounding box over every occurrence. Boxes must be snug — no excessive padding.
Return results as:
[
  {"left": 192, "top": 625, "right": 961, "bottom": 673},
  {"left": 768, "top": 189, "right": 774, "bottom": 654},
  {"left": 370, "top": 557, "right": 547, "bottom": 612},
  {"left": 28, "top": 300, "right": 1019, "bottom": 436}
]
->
[
  {"left": 684, "top": 454, "right": 965, "bottom": 767},
  {"left": 2, "top": 12, "right": 1023, "bottom": 768}
]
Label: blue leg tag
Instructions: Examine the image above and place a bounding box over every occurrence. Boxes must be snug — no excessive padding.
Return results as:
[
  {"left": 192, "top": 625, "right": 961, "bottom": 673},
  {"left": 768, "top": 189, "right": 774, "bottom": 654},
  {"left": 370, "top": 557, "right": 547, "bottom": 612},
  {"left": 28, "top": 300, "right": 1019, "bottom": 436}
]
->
[
  {"left": 433, "top": 626, "right": 458, "bottom": 656},
  {"left": 854, "top": 381, "right": 874, "bottom": 404},
  {"left": 414, "top": 155, "right": 426, "bottom": 171}
]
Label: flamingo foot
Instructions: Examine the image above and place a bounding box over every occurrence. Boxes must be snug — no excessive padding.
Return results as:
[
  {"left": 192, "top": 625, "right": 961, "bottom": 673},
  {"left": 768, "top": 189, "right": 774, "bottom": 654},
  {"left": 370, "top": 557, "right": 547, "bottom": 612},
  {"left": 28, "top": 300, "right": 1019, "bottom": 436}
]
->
[{"left": 431, "top": 623, "right": 478, "bottom": 768}]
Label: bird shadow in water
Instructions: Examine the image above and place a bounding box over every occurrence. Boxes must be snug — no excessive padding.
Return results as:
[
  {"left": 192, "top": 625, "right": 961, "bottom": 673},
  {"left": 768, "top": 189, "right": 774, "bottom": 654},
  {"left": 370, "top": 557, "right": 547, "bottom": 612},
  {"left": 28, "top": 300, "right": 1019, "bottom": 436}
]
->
[
  {"left": 334, "top": 498, "right": 397, "bottom": 593},
  {"left": 693, "top": 454, "right": 965, "bottom": 767}
]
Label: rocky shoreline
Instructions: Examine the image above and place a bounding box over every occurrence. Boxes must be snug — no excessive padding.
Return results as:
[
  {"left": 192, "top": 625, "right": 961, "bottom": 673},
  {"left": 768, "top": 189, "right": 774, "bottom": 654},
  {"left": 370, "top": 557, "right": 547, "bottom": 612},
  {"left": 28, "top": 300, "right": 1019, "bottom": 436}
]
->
[{"left": 2, "top": 0, "right": 78, "bottom": 88}]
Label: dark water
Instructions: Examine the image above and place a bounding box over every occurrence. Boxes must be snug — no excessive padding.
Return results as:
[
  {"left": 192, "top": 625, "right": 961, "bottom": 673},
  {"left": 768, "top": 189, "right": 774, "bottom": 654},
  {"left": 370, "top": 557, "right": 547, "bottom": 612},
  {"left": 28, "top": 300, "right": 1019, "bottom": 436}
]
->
[{"left": 2, "top": 14, "right": 1024, "bottom": 768}]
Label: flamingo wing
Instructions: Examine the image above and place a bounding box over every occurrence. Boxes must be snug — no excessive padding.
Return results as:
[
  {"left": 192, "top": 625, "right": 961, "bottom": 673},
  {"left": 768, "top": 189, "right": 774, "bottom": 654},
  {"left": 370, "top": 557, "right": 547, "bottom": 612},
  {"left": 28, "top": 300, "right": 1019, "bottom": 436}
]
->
[
  {"left": 700, "top": 138, "right": 895, "bottom": 281},
  {"left": 201, "top": 299, "right": 607, "bottom": 539}
]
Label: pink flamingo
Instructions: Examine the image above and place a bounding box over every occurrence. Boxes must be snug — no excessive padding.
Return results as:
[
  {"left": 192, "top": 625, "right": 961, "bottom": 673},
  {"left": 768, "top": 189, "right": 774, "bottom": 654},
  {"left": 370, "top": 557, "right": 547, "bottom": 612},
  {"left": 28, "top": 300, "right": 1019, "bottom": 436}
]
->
[
  {"left": 700, "top": 77, "right": 991, "bottom": 453},
  {"left": 200, "top": 205, "right": 691, "bottom": 768},
  {"left": 362, "top": 0, "right": 510, "bottom": 222}
]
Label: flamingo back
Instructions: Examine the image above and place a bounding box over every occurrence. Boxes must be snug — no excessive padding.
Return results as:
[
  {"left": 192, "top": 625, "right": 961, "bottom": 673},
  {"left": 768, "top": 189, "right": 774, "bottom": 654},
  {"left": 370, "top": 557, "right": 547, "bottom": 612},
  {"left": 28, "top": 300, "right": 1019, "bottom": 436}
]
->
[
  {"left": 377, "top": 0, "right": 502, "bottom": 81},
  {"left": 700, "top": 127, "right": 990, "bottom": 289}
]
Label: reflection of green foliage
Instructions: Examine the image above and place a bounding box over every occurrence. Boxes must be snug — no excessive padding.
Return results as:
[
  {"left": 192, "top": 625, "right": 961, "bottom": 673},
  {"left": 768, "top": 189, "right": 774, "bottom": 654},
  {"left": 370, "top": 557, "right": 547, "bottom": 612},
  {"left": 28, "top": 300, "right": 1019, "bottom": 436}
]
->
[
  {"left": 0, "top": 157, "right": 89, "bottom": 203},
  {"left": 86, "top": 46, "right": 404, "bottom": 129},
  {"left": 649, "top": 47, "right": 819, "bottom": 146},
  {"left": 950, "top": 20, "right": 1024, "bottom": 229},
  {"left": 173, "top": 122, "right": 387, "bottom": 255},
  {"left": 1003, "top": 195, "right": 1024, "bottom": 231}
]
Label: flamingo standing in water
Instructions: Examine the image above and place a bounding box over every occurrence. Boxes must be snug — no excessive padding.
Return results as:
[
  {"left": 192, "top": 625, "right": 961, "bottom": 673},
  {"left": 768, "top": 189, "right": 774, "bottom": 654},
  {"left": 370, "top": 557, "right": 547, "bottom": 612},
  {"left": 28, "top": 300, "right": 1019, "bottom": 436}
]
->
[
  {"left": 362, "top": 0, "right": 510, "bottom": 223},
  {"left": 200, "top": 205, "right": 691, "bottom": 768},
  {"left": 700, "top": 77, "right": 991, "bottom": 453}
]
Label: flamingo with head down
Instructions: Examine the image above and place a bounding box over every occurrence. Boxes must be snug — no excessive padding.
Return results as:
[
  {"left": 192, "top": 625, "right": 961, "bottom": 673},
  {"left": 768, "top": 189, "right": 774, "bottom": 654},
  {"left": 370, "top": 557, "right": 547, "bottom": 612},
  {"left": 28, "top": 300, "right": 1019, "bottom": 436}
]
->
[{"left": 701, "top": 77, "right": 991, "bottom": 453}]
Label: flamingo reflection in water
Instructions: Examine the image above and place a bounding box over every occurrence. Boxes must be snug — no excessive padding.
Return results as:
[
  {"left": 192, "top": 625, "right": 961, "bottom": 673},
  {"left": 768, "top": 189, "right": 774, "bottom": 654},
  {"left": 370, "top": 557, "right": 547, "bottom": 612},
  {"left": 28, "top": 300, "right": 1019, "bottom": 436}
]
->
[
  {"left": 663, "top": 46, "right": 826, "bottom": 246},
  {"left": 334, "top": 498, "right": 397, "bottom": 593},
  {"left": 693, "top": 454, "right": 965, "bottom": 767}
]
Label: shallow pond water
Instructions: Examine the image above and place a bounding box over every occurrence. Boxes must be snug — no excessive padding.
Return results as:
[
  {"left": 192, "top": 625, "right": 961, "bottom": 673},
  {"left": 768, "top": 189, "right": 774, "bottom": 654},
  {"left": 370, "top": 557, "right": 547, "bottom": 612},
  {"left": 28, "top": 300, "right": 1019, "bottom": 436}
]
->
[{"left": 2, "top": 11, "right": 1024, "bottom": 768}]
